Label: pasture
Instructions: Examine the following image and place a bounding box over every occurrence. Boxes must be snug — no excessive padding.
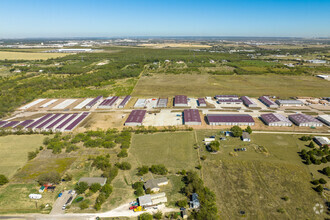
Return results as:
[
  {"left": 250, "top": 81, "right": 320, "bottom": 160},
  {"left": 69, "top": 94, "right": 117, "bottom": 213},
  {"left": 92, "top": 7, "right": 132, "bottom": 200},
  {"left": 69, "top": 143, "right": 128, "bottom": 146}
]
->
[
  {"left": 0, "top": 135, "right": 44, "bottom": 178},
  {"left": 0, "top": 51, "right": 68, "bottom": 60},
  {"left": 196, "top": 131, "right": 327, "bottom": 219},
  {"left": 132, "top": 74, "right": 330, "bottom": 98}
]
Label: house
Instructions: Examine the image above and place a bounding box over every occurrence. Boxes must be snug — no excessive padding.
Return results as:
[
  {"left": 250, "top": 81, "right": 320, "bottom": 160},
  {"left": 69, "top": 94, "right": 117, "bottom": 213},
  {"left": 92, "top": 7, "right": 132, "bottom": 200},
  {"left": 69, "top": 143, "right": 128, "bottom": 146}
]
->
[
  {"left": 78, "top": 177, "right": 107, "bottom": 186},
  {"left": 241, "top": 132, "right": 251, "bottom": 142},
  {"left": 190, "top": 193, "right": 200, "bottom": 209},
  {"left": 144, "top": 177, "right": 169, "bottom": 192}
]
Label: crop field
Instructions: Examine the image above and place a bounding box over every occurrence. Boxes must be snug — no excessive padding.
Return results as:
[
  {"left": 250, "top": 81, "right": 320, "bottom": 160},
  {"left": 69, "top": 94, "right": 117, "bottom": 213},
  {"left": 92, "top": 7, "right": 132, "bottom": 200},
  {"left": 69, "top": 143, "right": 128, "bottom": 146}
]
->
[
  {"left": 0, "top": 51, "right": 69, "bottom": 60},
  {"left": 196, "top": 131, "right": 327, "bottom": 219},
  {"left": 132, "top": 74, "right": 330, "bottom": 98},
  {"left": 0, "top": 135, "right": 45, "bottom": 178}
]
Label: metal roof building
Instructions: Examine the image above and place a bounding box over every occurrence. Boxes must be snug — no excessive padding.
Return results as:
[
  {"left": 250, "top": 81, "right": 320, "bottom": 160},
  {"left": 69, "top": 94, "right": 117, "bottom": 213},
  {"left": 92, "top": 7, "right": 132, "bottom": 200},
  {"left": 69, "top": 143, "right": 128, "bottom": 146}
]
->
[
  {"left": 206, "top": 114, "right": 255, "bottom": 126},
  {"left": 314, "top": 136, "right": 330, "bottom": 147},
  {"left": 259, "top": 96, "right": 278, "bottom": 108},
  {"left": 174, "top": 95, "right": 188, "bottom": 107},
  {"left": 124, "top": 110, "right": 146, "bottom": 126},
  {"left": 215, "top": 95, "right": 239, "bottom": 100},
  {"left": 118, "top": 95, "right": 131, "bottom": 108},
  {"left": 275, "top": 99, "right": 304, "bottom": 106},
  {"left": 217, "top": 99, "right": 242, "bottom": 105},
  {"left": 138, "top": 193, "right": 167, "bottom": 207},
  {"left": 317, "top": 115, "right": 330, "bottom": 126},
  {"left": 197, "top": 98, "right": 206, "bottom": 107},
  {"left": 241, "top": 96, "right": 258, "bottom": 107},
  {"left": 260, "top": 113, "right": 292, "bottom": 126},
  {"left": 134, "top": 99, "right": 146, "bottom": 108},
  {"left": 85, "top": 96, "right": 103, "bottom": 109},
  {"left": 156, "top": 98, "right": 168, "bottom": 108},
  {"left": 98, "top": 96, "right": 119, "bottom": 109},
  {"left": 183, "top": 109, "right": 201, "bottom": 125},
  {"left": 289, "top": 113, "right": 323, "bottom": 127}
]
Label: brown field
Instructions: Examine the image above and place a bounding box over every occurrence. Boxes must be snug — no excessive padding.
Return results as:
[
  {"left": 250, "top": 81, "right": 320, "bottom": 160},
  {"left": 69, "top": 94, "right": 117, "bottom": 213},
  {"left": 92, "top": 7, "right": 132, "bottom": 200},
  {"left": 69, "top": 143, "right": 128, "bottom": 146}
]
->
[
  {"left": 139, "top": 43, "right": 212, "bottom": 48},
  {"left": 132, "top": 74, "right": 330, "bottom": 98},
  {"left": 0, "top": 51, "right": 69, "bottom": 60}
]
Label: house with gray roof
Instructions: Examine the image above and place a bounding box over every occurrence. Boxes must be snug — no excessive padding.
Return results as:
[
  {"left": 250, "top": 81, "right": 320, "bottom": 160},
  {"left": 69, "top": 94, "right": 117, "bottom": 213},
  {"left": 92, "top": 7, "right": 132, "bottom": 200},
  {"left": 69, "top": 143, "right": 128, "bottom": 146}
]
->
[{"left": 144, "top": 177, "right": 168, "bottom": 192}]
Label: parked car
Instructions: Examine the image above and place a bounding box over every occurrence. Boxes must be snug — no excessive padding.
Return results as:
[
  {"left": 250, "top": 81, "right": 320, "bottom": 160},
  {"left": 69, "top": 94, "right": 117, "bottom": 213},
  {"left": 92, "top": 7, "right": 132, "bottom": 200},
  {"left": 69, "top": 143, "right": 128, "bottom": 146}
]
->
[
  {"left": 58, "top": 193, "right": 62, "bottom": 197},
  {"left": 62, "top": 204, "right": 66, "bottom": 210},
  {"left": 129, "top": 205, "right": 138, "bottom": 210}
]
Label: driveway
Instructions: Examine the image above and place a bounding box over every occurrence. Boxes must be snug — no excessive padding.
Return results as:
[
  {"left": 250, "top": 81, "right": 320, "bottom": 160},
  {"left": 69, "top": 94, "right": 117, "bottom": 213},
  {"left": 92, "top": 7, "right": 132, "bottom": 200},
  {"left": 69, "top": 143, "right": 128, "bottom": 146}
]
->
[{"left": 50, "top": 190, "right": 76, "bottom": 215}]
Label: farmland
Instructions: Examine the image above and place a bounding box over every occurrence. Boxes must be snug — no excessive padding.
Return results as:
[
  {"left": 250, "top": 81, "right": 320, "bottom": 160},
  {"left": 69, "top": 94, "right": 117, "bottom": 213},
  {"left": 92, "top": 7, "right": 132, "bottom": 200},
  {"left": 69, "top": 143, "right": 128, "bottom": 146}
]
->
[
  {"left": 132, "top": 74, "right": 330, "bottom": 98},
  {"left": 0, "top": 51, "right": 68, "bottom": 60},
  {"left": 196, "top": 131, "right": 328, "bottom": 219},
  {"left": 0, "top": 135, "right": 45, "bottom": 178}
]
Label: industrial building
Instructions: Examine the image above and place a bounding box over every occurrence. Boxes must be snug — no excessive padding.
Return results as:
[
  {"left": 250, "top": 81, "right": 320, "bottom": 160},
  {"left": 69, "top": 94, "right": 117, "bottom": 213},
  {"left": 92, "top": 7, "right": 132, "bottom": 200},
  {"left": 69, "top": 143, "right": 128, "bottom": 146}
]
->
[
  {"left": 317, "top": 115, "right": 330, "bottom": 126},
  {"left": 134, "top": 99, "right": 146, "bottom": 108},
  {"left": 215, "top": 95, "right": 239, "bottom": 100},
  {"left": 124, "top": 110, "right": 146, "bottom": 126},
  {"left": 241, "top": 96, "right": 258, "bottom": 107},
  {"left": 217, "top": 99, "right": 243, "bottom": 105},
  {"left": 260, "top": 113, "right": 292, "bottom": 126},
  {"left": 313, "top": 136, "right": 330, "bottom": 147},
  {"left": 183, "top": 109, "right": 201, "bottom": 125},
  {"left": 259, "top": 96, "right": 278, "bottom": 108},
  {"left": 174, "top": 95, "right": 188, "bottom": 107},
  {"left": 197, "top": 98, "right": 206, "bottom": 107},
  {"left": 118, "top": 95, "right": 131, "bottom": 108},
  {"left": 138, "top": 193, "right": 167, "bottom": 207},
  {"left": 206, "top": 114, "right": 255, "bottom": 126},
  {"left": 156, "top": 98, "right": 168, "bottom": 108},
  {"left": 289, "top": 113, "right": 323, "bottom": 127},
  {"left": 144, "top": 177, "right": 168, "bottom": 192},
  {"left": 275, "top": 99, "right": 304, "bottom": 106}
]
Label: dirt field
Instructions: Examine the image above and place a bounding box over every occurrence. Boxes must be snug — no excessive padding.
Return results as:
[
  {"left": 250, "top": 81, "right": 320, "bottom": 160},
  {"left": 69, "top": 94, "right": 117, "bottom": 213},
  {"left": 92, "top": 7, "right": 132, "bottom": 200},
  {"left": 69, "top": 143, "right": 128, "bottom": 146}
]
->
[
  {"left": 80, "top": 112, "right": 127, "bottom": 130},
  {"left": 132, "top": 74, "right": 330, "bottom": 98},
  {"left": 0, "top": 51, "right": 69, "bottom": 60},
  {"left": 0, "top": 135, "right": 45, "bottom": 178}
]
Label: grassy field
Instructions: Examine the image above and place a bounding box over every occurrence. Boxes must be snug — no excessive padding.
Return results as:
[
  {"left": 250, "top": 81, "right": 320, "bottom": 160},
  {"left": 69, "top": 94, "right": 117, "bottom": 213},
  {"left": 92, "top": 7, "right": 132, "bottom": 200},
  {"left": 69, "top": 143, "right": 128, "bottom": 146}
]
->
[
  {"left": 196, "top": 130, "right": 327, "bottom": 219},
  {"left": 132, "top": 74, "right": 330, "bottom": 98},
  {"left": 0, "top": 135, "right": 45, "bottom": 178},
  {"left": 0, "top": 51, "right": 68, "bottom": 60}
]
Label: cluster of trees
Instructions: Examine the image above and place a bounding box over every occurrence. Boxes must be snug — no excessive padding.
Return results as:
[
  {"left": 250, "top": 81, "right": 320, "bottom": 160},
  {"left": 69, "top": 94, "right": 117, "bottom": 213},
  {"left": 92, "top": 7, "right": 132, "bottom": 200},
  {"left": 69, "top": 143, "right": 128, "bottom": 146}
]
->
[
  {"left": 132, "top": 181, "right": 144, "bottom": 197},
  {"left": 300, "top": 135, "right": 313, "bottom": 141},
  {"left": 230, "top": 126, "right": 243, "bottom": 137},
  {"left": 0, "top": 174, "right": 9, "bottom": 186},
  {"left": 115, "top": 162, "right": 132, "bottom": 170},
  {"left": 28, "top": 146, "right": 43, "bottom": 160},
  {"left": 37, "top": 171, "right": 61, "bottom": 185},
  {"left": 182, "top": 171, "right": 218, "bottom": 219},
  {"left": 208, "top": 141, "right": 220, "bottom": 152},
  {"left": 299, "top": 145, "right": 330, "bottom": 165},
  {"left": 138, "top": 211, "right": 163, "bottom": 220},
  {"left": 149, "top": 164, "right": 168, "bottom": 175}
]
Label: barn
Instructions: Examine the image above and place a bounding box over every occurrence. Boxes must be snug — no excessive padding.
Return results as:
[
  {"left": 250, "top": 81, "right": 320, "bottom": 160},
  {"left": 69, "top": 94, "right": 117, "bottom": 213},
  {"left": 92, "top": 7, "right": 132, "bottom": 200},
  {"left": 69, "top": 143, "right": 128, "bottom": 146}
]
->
[
  {"left": 183, "top": 109, "right": 201, "bottom": 125},
  {"left": 174, "top": 95, "right": 188, "bottom": 107},
  {"left": 124, "top": 110, "right": 146, "bottom": 126}
]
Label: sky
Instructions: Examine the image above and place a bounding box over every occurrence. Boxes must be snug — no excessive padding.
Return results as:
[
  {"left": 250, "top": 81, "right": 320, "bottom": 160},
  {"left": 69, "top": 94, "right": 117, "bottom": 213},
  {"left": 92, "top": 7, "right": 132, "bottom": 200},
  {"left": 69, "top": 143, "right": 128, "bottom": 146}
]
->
[{"left": 0, "top": 0, "right": 329, "bottom": 38}]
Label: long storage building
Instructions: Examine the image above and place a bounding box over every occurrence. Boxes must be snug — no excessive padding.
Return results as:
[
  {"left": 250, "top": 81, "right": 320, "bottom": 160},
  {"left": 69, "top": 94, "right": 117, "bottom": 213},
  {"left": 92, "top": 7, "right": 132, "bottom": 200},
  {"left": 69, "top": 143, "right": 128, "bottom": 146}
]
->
[
  {"left": 118, "top": 95, "right": 131, "bottom": 108},
  {"left": 317, "top": 115, "right": 330, "bottom": 126},
  {"left": 275, "top": 99, "right": 304, "bottom": 106},
  {"left": 241, "top": 96, "right": 258, "bottom": 107},
  {"left": 289, "top": 113, "right": 323, "bottom": 127},
  {"left": 259, "top": 96, "right": 278, "bottom": 108},
  {"left": 197, "top": 98, "right": 206, "bottom": 107},
  {"left": 156, "top": 98, "right": 168, "bottom": 108},
  {"left": 85, "top": 96, "right": 103, "bottom": 109},
  {"left": 260, "top": 113, "right": 292, "bottom": 126},
  {"left": 174, "top": 95, "right": 188, "bottom": 107},
  {"left": 206, "top": 114, "right": 255, "bottom": 126},
  {"left": 183, "top": 109, "right": 201, "bottom": 125},
  {"left": 215, "top": 95, "right": 239, "bottom": 100},
  {"left": 124, "top": 110, "right": 146, "bottom": 126},
  {"left": 98, "top": 96, "right": 119, "bottom": 109}
]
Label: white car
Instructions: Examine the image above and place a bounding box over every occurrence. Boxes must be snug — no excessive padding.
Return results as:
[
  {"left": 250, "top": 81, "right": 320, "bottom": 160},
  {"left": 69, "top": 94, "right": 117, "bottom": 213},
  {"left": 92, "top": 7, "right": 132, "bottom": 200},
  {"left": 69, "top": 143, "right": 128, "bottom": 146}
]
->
[{"left": 62, "top": 204, "right": 66, "bottom": 210}]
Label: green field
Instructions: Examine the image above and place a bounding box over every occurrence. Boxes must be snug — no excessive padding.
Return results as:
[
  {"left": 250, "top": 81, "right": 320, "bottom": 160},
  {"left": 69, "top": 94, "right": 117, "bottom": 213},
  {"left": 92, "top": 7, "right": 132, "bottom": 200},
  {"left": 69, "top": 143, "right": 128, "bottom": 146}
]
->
[
  {"left": 132, "top": 74, "right": 330, "bottom": 98},
  {"left": 0, "top": 135, "right": 45, "bottom": 178},
  {"left": 196, "top": 131, "right": 328, "bottom": 219}
]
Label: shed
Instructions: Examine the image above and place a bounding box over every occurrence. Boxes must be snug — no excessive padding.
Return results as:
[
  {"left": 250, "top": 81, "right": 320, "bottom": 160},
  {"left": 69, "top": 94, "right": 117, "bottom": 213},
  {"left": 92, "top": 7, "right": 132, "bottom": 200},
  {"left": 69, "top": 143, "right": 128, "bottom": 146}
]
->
[
  {"left": 190, "top": 193, "right": 200, "bottom": 209},
  {"left": 241, "top": 132, "right": 251, "bottom": 142}
]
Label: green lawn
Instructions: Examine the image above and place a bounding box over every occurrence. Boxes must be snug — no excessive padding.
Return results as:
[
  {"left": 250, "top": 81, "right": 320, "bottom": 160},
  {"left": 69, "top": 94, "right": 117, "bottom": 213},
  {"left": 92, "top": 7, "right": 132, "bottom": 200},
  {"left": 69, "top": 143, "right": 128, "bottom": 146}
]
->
[
  {"left": 0, "top": 135, "right": 45, "bottom": 178},
  {"left": 196, "top": 131, "right": 328, "bottom": 219},
  {"left": 132, "top": 74, "right": 330, "bottom": 98}
]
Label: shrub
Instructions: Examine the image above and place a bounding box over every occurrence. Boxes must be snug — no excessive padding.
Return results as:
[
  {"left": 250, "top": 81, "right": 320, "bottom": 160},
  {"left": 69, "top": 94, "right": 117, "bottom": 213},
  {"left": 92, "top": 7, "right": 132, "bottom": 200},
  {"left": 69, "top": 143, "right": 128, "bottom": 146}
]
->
[
  {"left": 74, "top": 197, "right": 84, "bottom": 203},
  {"left": 90, "top": 183, "right": 102, "bottom": 193},
  {"left": 117, "top": 149, "right": 128, "bottom": 158},
  {"left": 308, "top": 141, "right": 315, "bottom": 148},
  {"left": 281, "top": 196, "right": 289, "bottom": 201},
  {"left": 139, "top": 213, "right": 153, "bottom": 220},
  {"left": 319, "top": 178, "right": 327, "bottom": 184},
  {"left": 137, "top": 165, "right": 149, "bottom": 176},
  {"left": 79, "top": 199, "right": 90, "bottom": 210},
  {"left": 100, "top": 184, "right": 113, "bottom": 197},
  {"left": 153, "top": 211, "right": 163, "bottom": 219},
  {"left": 135, "top": 187, "right": 144, "bottom": 197},
  {"left": 132, "top": 181, "right": 144, "bottom": 190},
  {"left": 92, "top": 155, "right": 111, "bottom": 171},
  {"left": 208, "top": 141, "right": 220, "bottom": 152},
  {"left": 245, "top": 126, "right": 252, "bottom": 134},
  {"left": 321, "top": 157, "right": 327, "bottom": 163},
  {"left": 311, "top": 180, "right": 319, "bottom": 185},
  {"left": 63, "top": 173, "right": 73, "bottom": 181},
  {"left": 75, "top": 182, "right": 89, "bottom": 194},
  {"left": 37, "top": 172, "right": 61, "bottom": 185},
  {"left": 300, "top": 135, "right": 312, "bottom": 141},
  {"left": 28, "top": 150, "right": 38, "bottom": 160},
  {"left": 0, "top": 174, "right": 9, "bottom": 185},
  {"left": 116, "top": 162, "right": 131, "bottom": 170},
  {"left": 176, "top": 199, "right": 188, "bottom": 207},
  {"left": 322, "top": 167, "right": 330, "bottom": 176},
  {"left": 200, "top": 155, "right": 207, "bottom": 160},
  {"left": 305, "top": 159, "right": 312, "bottom": 165},
  {"left": 315, "top": 185, "right": 323, "bottom": 193},
  {"left": 149, "top": 164, "right": 168, "bottom": 175}
]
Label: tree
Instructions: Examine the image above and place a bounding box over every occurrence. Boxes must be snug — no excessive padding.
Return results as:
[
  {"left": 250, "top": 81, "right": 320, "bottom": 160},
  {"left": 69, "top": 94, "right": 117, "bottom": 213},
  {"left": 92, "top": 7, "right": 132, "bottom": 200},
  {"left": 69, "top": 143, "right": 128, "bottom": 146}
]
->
[
  {"left": 311, "top": 180, "right": 319, "bottom": 185},
  {"left": 230, "top": 126, "right": 243, "bottom": 137},
  {"left": 75, "top": 182, "right": 89, "bottom": 194},
  {"left": 176, "top": 199, "right": 188, "bottom": 207},
  {"left": 79, "top": 199, "right": 90, "bottom": 210},
  {"left": 37, "top": 172, "right": 61, "bottom": 185},
  {"left": 208, "top": 141, "right": 220, "bottom": 152},
  {"left": 139, "top": 213, "right": 153, "bottom": 220},
  {"left": 116, "top": 162, "right": 131, "bottom": 170},
  {"left": 90, "top": 183, "right": 102, "bottom": 193},
  {"left": 314, "top": 159, "right": 322, "bottom": 165},
  {"left": 305, "top": 158, "right": 312, "bottom": 165},
  {"left": 153, "top": 211, "right": 163, "bottom": 220},
  {"left": 315, "top": 185, "right": 323, "bottom": 193},
  {"left": 137, "top": 165, "right": 149, "bottom": 176},
  {"left": 100, "top": 184, "right": 113, "bottom": 197},
  {"left": 308, "top": 141, "right": 315, "bottom": 148},
  {"left": 245, "top": 126, "right": 252, "bottom": 134},
  {"left": 319, "top": 178, "right": 327, "bottom": 184},
  {"left": 321, "top": 157, "right": 328, "bottom": 163},
  {"left": 322, "top": 167, "right": 330, "bottom": 176},
  {"left": 149, "top": 164, "right": 168, "bottom": 175},
  {"left": 117, "top": 149, "right": 128, "bottom": 158},
  {"left": 135, "top": 187, "right": 144, "bottom": 197},
  {"left": 0, "top": 174, "right": 9, "bottom": 185}
]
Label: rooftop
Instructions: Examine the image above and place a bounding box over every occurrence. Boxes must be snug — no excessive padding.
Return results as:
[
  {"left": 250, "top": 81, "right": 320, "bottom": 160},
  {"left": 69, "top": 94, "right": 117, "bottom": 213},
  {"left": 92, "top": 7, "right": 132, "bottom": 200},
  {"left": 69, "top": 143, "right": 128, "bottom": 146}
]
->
[
  {"left": 125, "top": 110, "right": 147, "bottom": 123},
  {"left": 207, "top": 114, "right": 254, "bottom": 123},
  {"left": 275, "top": 99, "right": 304, "bottom": 105},
  {"left": 259, "top": 96, "right": 277, "bottom": 106},
  {"left": 144, "top": 177, "right": 168, "bottom": 189},
  {"left": 174, "top": 95, "right": 188, "bottom": 104},
  {"left": 241, "top": 96, "right": 255, "bottom": 105},
  {"left": 184, "top": 109, "right": 201, "bottom": 123},
  {"left": 289, "top": 113, "right": 320, "bottom": 123},
  {"left": 198, "top": 98, "right": 206, "bottom": 105},
  {"left": 260, "top": 113, "right": 291, "bottom": 124}
]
